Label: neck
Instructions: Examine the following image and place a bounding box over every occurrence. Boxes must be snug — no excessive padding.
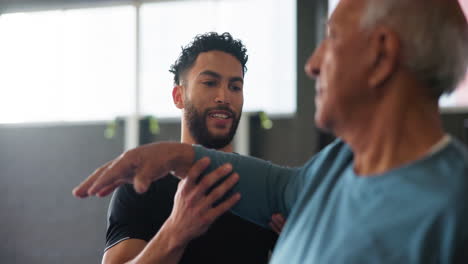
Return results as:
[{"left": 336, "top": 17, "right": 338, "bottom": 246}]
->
[
  {"left": 338, "top": 80, "right": 445, "bottom": 176},
  {"left": 180, "top": 118, "right": 234, "bottom": 153}
]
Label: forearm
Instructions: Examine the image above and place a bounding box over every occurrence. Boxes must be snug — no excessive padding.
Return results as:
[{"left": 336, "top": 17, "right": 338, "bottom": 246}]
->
[
  {"left": 130, "top": 219, "right": 187, "bottom": 264},
  {"left": 193, "top": 146, "right": 301, "bottom": 227}
]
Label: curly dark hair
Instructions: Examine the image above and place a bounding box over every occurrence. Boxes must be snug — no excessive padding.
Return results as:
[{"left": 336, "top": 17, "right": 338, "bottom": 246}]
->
[{"left": 169, "top": 32, "right": 248, "bottom": 85}]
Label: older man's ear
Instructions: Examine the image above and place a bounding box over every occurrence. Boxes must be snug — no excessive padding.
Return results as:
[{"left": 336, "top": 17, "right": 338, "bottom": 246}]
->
[{"left": 367, "top": 26, "right": 400, "bottom": 90}]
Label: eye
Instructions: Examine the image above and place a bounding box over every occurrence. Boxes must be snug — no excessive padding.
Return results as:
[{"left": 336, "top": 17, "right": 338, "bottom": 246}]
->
[
  {"left": 202, "top": 80, "right": 217, "bottom": 87},
  {"left": 230, "top": 85, "right": 243, "bottom": 92}
]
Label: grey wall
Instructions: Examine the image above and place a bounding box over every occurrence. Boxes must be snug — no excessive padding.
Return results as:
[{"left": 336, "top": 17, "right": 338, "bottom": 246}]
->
[{"left": 0, "top": 123, "right": 124, "bottom": 263}]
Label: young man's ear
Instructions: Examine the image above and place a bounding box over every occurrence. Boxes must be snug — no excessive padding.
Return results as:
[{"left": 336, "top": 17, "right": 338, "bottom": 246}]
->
[{"left": 172, "top": 85, "right": 185, "bottom": 109}]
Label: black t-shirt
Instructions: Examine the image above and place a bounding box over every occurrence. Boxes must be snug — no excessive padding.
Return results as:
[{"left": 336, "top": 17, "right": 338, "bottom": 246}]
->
[{"left": 106, "top": 175, "right": 277, "bottom": 263}]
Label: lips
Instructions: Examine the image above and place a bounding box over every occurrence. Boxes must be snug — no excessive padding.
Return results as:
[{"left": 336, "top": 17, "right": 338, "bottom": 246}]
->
[
  {"left": 315, "top": 81, "right": 323, "bottom": 96},
  {"left": 208, "top": 110, "right": 233, "bottom": 120}
]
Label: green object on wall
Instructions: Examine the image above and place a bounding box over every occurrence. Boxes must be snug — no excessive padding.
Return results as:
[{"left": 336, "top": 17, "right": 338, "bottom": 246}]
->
[
  {"left": 104, "top": 119, "right": 118, "bottom": 139},
  {"left": 259, "top": 111, "right": 273, "bottom": 130},
  {"left": 148, "top": 116, "right": 160, "bottom": 135}
]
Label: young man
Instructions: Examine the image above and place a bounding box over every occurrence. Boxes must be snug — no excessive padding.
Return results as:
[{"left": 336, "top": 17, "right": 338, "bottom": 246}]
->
[
  {"left": 101, "top": 32, "right": 279, "bottom": 264},
  {"left": 75, "top": 0, "right": 468, "bottom": 262}
]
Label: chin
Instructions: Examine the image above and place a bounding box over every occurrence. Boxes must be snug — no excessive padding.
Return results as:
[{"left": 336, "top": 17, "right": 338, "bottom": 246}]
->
[
  {"left": 208, "top": 125, "right": 231, "bottom": 135},
  {"left": 211, "top": 133, "right": 230, "bottom": 141},
  {"left": 315, "top": 112, "right": 333, "bottom": 133}
]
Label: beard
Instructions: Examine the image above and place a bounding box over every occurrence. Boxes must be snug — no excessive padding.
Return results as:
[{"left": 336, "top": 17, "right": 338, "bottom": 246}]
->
[{"left": 184, "top": 101, "right": 241, "bottom": 150}]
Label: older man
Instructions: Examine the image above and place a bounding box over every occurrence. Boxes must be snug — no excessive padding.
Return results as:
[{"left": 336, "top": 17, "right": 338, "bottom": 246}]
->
[{"left": 74, "top": 0, "right": 468, "bottom": 263}]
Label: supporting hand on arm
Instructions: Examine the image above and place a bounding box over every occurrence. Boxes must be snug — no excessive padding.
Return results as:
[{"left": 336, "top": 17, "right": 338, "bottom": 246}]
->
[
  {"left": 127, "top": 157, "right": 241, "bottom": 264},
  {"left": 101, "top": 157, "right": 241, "bottom": 264}
]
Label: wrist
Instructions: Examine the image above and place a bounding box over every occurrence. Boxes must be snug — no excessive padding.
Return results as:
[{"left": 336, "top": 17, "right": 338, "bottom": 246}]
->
[
  {"left": 133, "top": 224, "right": 188, "bottom": 264},
  {"left": 167, "top": 143, "right": 195, "bottom": 179},
  {"left": 161, "top": 217, "right": 191, "bottom": 250}
]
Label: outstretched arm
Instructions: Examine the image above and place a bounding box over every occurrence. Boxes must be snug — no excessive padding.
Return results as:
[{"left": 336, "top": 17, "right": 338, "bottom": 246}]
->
[
  {"left": 73, "top": 142, "right": 302, "bottom": 227},
  {"left": 73, "top": 142, "right": 195, "bottom": 198}
]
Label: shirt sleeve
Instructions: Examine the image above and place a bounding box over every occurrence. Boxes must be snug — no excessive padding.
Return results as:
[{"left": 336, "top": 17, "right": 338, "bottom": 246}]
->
[
  {"left": 105, "top": 182, "right": 167, "bottom": 251},
  {"left": 193, "top": 145, "right": 305, "bottom": 228}
]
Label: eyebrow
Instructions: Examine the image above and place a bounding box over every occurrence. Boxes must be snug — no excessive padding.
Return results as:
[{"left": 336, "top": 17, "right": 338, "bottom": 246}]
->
[{"left": 198, "top": 70, "right": 244, "bottom": 84}]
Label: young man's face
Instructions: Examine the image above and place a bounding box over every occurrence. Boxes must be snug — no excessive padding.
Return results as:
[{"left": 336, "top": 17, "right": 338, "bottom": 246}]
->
[{"left": 176, "top": 50, "right": 244, "bottom": 149}]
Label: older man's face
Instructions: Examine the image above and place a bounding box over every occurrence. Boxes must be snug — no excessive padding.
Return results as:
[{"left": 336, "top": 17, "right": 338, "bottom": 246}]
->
[{"left": 305, "top": 0, "right": 374, "bottom": 133}]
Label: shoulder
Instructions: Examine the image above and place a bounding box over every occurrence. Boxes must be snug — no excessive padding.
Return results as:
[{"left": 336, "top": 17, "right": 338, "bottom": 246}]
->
[
  {"left": 109, "top": 175, "right": 179, "bottom": 215},
  {"left": 441, "top": 139, "right": 468, "bottom": 200},
  {"left": 427, "top": 138, "right": 468, "bottom": 189},
  {"left": 445, "top": 138, "right": 468, "bottom": 164},
  {"left": 105, "top": 176, "right": 180, "bottom": 249},
  {"left": 412, "top": 139, "right": 468, "bottom": 224},
  {"left": 301, "top": 139, "right": 352, "bottom": 173}
]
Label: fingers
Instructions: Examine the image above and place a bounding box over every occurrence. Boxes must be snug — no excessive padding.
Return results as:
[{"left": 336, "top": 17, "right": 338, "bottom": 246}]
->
[
  {"left": 185, "top": 157, "right": 211, "bottom": 187},
  {"left": 88, "top": 151, "right": 137, "bottom": 196},
  {"left": 199, "top": 171, "right": 240, "bottom": 224},
  {"left": 202, "top": 172, "right": 239, "bottom": 209},
  {"left": 206, "top": 192, "right": 241, "bottom": 221},
  {"left": 269, "top": 213, "right": 286, "bottom": 234},
  {"left": 269, "top": 222, "right": 280, "bottom": 234},
  {"left": 95, "top": 179, "right": 126, "bottom": 197},
  {"left": 72, "top": 161, "right": 113, "bottom": 198},
  {"left": 132, "top": 154, "right": 178, "bottom": 194},
  {"left": 197, "top": 163, "right": 233, "bottom": 195},
  {"left": 73, "top": 143, "right": 182, "bottom": 198},
  {"left": 133, "top": 173, "right": 152, "bottom": 194}
]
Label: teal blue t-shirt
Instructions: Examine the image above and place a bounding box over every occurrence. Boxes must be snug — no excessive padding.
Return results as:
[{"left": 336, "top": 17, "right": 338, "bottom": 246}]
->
[{"left": 193, "top": 138, "right": 468, "bottom": 263}]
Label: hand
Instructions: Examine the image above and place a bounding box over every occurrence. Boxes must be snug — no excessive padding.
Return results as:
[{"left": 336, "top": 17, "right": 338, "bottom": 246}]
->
[
  {"left": 269, "top": 213, "right": 286, "bottom": 235},
  {"left": 72, "top": 142, "right": 194, "bottom": 198},
  {"left": 166, "top": 157, "right": 241, "bottom": 246}
]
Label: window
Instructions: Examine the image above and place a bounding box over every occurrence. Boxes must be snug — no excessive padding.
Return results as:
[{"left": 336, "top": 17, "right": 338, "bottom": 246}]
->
[
  {"left": 0, "top": 6, "right": 135, "bottom": 123},
  {"left": 328, "top": 0, "right": 340, "bottom": 16},
  {"left": 0, "top": 7, "right": 135, "bottom": 123},
  {"left": 0, "top": 0, "right": 296, "bottom": 124},
  {"left": 140, "top": 0, "right": 296, "bottom": 118},
  {"left": 439, "top": 1, "right": 468, "bottom": 108}
]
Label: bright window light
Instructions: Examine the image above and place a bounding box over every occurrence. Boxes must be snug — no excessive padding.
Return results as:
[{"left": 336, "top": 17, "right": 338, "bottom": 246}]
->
[
  {"left": 140, "top": 0, "right": 296, "bottom": 118},
  {"left": 0, "top": 6, "right": 135, "bottom": 124},
  {"left": 440, "top": 1, "right": 468, "bottom": 108},
  {"left": 0, "top": 0, "right": 296, "bottom": 124},
  {"left": 140, "top": 1, "right": 216, "bottom": 118},
  {"left": 328, "top": 0, "right": 340, "bottom": 16}
]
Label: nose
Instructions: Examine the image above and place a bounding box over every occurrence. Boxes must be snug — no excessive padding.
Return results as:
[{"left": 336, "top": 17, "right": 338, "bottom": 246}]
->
[
  {"left": 215, "top": 86, "right": 230, "bottom": 105},
  {"left": 305, "top": 41, "right": 325, "bottom": 79}
]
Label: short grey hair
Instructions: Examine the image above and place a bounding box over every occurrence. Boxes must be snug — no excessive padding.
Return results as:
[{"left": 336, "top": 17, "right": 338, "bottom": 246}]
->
[{"left": 361, "top": 0, "right": 468, "bottom": 99}]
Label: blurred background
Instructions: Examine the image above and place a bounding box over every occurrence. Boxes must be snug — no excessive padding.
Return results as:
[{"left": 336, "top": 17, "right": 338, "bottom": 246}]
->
[{"left": 0, "top": 0, "right": 466, "bottom": 262}]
